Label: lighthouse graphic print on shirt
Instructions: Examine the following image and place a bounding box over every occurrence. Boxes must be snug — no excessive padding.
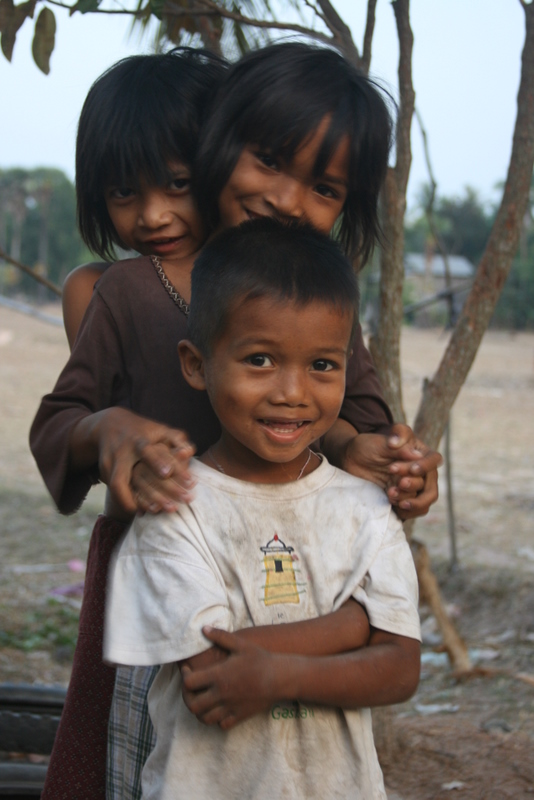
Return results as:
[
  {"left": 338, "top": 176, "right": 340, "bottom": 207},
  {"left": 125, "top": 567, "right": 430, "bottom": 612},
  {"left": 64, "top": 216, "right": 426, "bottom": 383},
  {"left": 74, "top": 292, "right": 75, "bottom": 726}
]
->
[{"left": 260, "top": 534, "right": 307, "bottom": 606}]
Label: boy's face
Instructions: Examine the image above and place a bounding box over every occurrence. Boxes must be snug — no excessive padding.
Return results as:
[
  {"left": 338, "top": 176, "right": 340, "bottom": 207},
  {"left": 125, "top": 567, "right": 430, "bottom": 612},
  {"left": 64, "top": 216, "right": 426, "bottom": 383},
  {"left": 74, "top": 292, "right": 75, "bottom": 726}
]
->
[
  {"left": 105, "top": 162, "right": 204, "bottom": 268},
  {"left": 217, "top": 117, "right": 349, "bottom": 236},
  {"left": 182, "top": 295, "right": 353, "bottom": 483}
]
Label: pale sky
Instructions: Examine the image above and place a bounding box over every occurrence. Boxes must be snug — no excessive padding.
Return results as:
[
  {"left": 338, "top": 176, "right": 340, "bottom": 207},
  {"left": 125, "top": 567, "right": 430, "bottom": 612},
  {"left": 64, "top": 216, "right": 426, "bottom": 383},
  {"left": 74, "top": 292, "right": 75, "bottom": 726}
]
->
[{"left": 0, "top": 0, "right": 526, "bottom": 210}]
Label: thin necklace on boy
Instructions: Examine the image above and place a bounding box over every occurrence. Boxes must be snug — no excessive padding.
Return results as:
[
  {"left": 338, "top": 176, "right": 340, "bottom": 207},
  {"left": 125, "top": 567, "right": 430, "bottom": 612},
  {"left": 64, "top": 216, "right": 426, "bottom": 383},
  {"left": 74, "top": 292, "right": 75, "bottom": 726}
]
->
[
  {"left": 150, "top": 255, "right": 190, "bottom": 316},
  {"left": 207, "top": 447, "right": 314, "bottom": 481}
]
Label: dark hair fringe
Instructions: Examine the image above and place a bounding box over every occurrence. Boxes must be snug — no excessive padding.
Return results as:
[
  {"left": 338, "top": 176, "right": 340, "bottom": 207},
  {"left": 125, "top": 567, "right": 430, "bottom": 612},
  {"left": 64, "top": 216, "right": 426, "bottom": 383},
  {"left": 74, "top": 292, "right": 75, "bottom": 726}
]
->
[
  {"left": 195, "top": 42, "right": 394, "bottom": 264},
  {"left": 76, "top": 47, "right": 228, "bottom": 261},
  {"left": 188, "top": 217, "right": 359, "bottom": 355}
]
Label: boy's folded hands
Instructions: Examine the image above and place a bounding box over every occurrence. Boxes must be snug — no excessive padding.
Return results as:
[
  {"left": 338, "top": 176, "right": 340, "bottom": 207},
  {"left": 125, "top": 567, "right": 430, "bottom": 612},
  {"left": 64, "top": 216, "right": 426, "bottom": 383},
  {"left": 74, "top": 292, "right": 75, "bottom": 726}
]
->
[
  {"left": 179, "top": 599, "right": 372, "bottom": 729},
  {"left": 181, "top": 629, "right": 276, "bottom": 731},
  {"left": 180, "top": 624, "right": 421, "bottom": 731}
]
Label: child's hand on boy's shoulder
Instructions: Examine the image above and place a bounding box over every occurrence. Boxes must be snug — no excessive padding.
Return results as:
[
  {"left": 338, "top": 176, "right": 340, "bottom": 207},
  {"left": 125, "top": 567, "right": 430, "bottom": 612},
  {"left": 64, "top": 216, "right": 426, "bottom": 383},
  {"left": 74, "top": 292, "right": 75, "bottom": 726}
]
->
[
  {"left": 181, "top": 627, "right": 280, "bottom": 731},
  {"left": 384, "top": 424, "right": 442, "bottom": 519},
  {"left": 79, "top": 407, "right": 196, "bottom": 515},
  {"left": 342, "top": 423, "right": 442, "bottom": 520},
  {"left": 130, "top": 440, "right": 197, "bottom": 513}
]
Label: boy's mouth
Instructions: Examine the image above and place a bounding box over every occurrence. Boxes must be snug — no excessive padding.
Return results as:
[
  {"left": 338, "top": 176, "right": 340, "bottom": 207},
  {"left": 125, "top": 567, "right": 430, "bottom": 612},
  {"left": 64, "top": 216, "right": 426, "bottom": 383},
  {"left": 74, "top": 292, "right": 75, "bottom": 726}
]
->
[{"left": 258, "top": 419, "right": 309, "bottom": 434}]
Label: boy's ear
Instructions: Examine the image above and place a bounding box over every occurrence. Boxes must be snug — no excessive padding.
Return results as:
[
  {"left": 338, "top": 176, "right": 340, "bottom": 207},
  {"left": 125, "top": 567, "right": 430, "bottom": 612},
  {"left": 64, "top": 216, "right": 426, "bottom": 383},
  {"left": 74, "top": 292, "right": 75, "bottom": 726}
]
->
[{"left": 178, "top": 340, "right": 207, "bottom": 391}]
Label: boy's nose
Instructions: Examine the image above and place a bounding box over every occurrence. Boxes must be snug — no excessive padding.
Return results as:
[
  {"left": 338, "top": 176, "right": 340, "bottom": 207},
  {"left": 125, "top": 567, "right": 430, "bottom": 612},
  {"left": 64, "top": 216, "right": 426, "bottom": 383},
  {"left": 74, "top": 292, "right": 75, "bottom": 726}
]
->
[{"left": 270, "top": 369, "right": 308, "bottom": 406}]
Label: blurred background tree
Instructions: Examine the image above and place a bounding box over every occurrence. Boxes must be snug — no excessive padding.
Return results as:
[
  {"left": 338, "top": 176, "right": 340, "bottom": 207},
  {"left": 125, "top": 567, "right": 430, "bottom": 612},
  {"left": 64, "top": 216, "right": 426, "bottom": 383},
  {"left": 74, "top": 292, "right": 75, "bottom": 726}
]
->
[{"left": 0, "top": 168, "right": 90, "bottom": 299}]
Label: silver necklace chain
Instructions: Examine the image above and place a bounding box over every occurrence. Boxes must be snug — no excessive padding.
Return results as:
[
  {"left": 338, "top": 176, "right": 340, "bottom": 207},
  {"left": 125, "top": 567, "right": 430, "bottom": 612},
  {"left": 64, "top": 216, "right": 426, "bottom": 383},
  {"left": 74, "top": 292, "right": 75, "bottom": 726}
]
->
[
  {"left": 150, "top": 255, "right": 190, "bottom": 316},
  {"left": 207, "top": 447, "right": 314, "bottom": 481}
]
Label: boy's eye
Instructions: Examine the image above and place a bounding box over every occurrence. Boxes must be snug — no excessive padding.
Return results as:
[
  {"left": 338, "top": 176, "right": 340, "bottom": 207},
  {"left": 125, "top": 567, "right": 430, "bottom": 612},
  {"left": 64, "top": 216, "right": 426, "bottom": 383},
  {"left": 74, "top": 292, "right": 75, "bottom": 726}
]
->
[
  {"left": 246, "top": 354, "right": 273, "bottom": 367},
  {"left": 312, "top": 359, "right": 335, "bottom": 372}
]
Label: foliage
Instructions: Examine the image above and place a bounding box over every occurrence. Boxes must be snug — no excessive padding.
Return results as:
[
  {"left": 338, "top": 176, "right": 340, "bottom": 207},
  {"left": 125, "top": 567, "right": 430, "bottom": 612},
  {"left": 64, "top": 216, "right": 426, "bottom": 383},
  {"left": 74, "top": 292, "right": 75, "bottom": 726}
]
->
[
  {"left": 405, "top": 185, "right": 534, "bottom": 330},
  {"left": 406, "top": 185, "right": 494, "bottom": 265},
  {"left": 493, "top": 255, "right": 534, "bottom": 329},
  {"left": 0, "top": 598, "right": 79, "bottom": 654},
  {"left": 0, "top": 167, "right": 91, "bottom": 298},
  {"left": 0, "top": 0, "right": 344, "bottom": 73}
]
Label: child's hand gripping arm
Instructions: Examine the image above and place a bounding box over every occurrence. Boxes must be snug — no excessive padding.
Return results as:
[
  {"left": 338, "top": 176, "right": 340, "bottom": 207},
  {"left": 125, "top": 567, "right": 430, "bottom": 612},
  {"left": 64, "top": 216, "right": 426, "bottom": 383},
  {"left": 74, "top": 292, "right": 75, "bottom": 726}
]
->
[
  {"left": 182, "top": 625, "right": 420, "bottom": 730},
  {"left": 322, "top": 419, "right": 442, "bottom": 519}
]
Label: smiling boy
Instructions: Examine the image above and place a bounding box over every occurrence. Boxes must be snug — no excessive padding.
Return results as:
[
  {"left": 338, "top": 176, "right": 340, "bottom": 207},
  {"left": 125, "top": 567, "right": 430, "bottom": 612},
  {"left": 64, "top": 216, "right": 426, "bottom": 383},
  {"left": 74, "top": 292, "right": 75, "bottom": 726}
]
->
[{"left": 104, "top": 219, "right": 421, "bottom": 799}]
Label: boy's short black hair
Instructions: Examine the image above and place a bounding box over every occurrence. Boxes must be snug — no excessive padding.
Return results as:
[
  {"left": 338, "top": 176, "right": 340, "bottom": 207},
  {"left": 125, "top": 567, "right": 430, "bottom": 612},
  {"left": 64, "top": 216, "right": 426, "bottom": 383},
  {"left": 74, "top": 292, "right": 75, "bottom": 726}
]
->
[
  {"left": 195, "top": 42, "right": 393, "bottom": 264},
  {"left": 188, "top": 217, "right": 359, "bottom": 355},
  {"left": 76, "top": 47, "right": 227, "bottom": 260}
]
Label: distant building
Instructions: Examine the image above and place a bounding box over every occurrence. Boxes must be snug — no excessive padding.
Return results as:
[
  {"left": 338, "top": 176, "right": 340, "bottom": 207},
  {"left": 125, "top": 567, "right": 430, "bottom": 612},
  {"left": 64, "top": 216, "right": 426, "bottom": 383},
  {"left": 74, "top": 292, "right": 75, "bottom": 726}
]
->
[{"left": 403, "top": 252, "right": 475, "bottom": 326}]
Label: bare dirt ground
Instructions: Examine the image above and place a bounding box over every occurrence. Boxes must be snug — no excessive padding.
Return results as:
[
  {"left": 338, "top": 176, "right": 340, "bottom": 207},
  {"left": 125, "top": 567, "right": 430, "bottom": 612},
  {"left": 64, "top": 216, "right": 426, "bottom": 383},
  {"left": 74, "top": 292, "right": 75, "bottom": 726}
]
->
[{"left": 0, "top": 304, "right": 533, "bottom": 798}]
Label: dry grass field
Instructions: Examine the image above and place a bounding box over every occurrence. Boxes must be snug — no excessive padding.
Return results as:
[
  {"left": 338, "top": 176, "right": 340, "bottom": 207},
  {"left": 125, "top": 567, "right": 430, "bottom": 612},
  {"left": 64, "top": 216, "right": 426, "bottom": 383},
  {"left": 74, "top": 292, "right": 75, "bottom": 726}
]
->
[{"left": 0, "top": 303, "right": 533, "bottom": 798}]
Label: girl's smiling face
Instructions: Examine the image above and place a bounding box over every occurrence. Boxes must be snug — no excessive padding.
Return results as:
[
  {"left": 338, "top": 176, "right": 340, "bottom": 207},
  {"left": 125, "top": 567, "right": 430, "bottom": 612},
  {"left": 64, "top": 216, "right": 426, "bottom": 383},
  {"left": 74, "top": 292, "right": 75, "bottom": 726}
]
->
[
  {"left": 217, "top": 117, "right": 349, "bottom": 235},
  {"left": 105, "top": 162, "right": 205, "bottom": 268}
]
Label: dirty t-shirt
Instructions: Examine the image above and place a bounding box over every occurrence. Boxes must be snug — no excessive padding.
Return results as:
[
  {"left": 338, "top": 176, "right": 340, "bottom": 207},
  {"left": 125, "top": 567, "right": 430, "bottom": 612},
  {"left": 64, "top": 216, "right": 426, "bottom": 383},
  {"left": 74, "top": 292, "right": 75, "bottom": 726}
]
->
[{"left": 105, "top": 458, "right": 420, "bottom": 800}]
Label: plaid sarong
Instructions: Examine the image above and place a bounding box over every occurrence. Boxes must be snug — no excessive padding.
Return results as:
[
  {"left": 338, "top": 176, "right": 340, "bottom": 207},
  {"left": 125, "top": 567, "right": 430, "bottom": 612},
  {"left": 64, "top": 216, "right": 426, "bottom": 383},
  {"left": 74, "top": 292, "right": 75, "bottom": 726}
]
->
[{"left": 107, "top": 664, "right": 158, "bottom": 800}]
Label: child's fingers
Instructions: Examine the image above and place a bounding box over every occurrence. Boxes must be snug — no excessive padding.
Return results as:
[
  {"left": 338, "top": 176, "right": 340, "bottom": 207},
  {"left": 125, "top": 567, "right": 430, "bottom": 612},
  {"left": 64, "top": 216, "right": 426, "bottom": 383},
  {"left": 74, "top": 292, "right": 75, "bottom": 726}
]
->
[
  {"left": 201, "top": 626, "right": 239, "bottom": 652},
  {"left": 394, "top": 468, "right": 439, "bottom": 520},
  {"left": 389, "top": 449, "right": 443, "bottom": 477},
  {"left": 131, "top": 459, "right": 196, "bottom": 513},
  {"left": 408, "top": 449, "right": 443, "bottom": 475},
  {"left": 106, "top": 458, "right": 139, "bottom": 516},
  {"left": 139, "top": 440, "right": 196, "bottom": 480},
  {"left": 387, "top": 475, "right": 425, "bottom": 504},
  {"left": 181, "top": 665, "right": 212, "bottom": 694},
  {"left": 385, "top": 423, "right": 414, "bottom": 452}
]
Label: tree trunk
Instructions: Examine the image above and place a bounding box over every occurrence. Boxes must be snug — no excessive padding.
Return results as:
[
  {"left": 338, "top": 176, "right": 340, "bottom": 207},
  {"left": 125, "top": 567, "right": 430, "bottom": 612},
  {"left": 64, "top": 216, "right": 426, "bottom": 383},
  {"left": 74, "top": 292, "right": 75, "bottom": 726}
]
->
[
  {"left": 368, "top": 0, "right": 414, "bottom": 424},
  {"left": 413, "top": 1, "right": 534, "bottom": 450}
]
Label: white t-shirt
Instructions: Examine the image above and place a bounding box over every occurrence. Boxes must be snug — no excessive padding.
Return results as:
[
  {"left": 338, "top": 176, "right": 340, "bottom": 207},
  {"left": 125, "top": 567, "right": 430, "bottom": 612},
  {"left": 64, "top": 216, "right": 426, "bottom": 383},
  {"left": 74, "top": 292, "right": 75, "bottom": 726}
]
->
[{"left": 105, "top": 457, "right": 420, "bottom": 800}]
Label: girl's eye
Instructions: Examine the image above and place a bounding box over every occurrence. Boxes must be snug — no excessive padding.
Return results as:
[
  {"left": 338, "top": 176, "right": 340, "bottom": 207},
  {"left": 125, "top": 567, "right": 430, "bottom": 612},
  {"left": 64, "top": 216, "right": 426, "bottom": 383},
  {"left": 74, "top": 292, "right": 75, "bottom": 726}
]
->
[
  {"left": 110, "top": 187, "right": 135, "bottom": 200},
  {"left": 315, "top": 184, "right": 338, "bottom": 200},
  {"left": 169, "top": 176, "right": 190, "bottom": 192},
  {"left": 312, "top": 359, "right": 335, "bottom": 372},
  {"left": 246, "top": 354, "right": 273, "bottom": 367},
  {"left": 256, "top": 152, "right": 279, "bottom": 171}
]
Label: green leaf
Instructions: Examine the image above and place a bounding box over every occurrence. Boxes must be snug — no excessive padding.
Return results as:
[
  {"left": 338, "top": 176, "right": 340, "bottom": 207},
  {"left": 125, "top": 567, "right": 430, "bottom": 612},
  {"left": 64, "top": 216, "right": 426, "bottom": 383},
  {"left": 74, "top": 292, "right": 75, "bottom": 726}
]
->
[
  {"left": 0, "top": 0, "right": 13, "bottom": 35},
  {"left": 69, "top": 0, "right": 100, "bottom": 16},
  {"left": 149, "top": 0, "right": 164, "bottom": 21},
  {"left": 0, "top": 0, "right": 36, "bottom": 62},
  {"left": 32, "top": 6, "right": 55, "bottom": 74}
]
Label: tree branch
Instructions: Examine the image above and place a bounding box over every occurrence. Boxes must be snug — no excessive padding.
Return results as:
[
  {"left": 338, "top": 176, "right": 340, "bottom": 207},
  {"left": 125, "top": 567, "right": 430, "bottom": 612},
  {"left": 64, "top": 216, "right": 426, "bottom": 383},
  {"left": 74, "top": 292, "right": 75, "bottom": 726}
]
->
[
  {"left": 314, "top": 0, "right": 360, "bottom": 63},
  {"left": 162, "top": 0, "right": 335, "bottom": 46},
  {"left": 361, "top": 0, "right": 377, "bottom": 74},
  {"left": 0, "top": 247, "right": 62, "bottom": 296},
  {"left": 415, "top": 107, "right": 454, "bottom": 295}
]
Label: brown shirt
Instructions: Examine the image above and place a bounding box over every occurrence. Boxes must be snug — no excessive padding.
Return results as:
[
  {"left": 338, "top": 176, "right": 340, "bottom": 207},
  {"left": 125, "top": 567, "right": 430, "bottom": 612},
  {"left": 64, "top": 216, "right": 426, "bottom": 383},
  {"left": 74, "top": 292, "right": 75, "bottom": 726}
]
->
[{"left": 29, "top": 257, "right": 392, "bottom": 514}]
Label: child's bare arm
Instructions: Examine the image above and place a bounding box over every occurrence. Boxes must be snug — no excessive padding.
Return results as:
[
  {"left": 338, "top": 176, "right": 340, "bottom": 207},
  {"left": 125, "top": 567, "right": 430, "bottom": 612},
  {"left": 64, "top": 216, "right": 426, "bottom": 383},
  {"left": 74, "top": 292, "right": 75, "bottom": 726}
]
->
[
  {"left": 322, "top": 419, "right": 442, "bottom": 519},
  {"left": 182, "top": 625, "right": 420, "bottom": 729},
  {"left": 181, "top": 598, "right": 370, "bottom": 678},
  {"left": 62, "top": 262, "right": 109, "bottom": 349}
]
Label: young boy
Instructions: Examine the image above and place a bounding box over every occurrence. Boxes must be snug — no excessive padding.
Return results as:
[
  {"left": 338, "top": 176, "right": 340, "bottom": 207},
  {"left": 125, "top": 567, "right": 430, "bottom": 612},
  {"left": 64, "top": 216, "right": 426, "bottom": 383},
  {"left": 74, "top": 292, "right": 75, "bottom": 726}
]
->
[{"left": 104, "top": 218, "right": 421, "bottom": 799}]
